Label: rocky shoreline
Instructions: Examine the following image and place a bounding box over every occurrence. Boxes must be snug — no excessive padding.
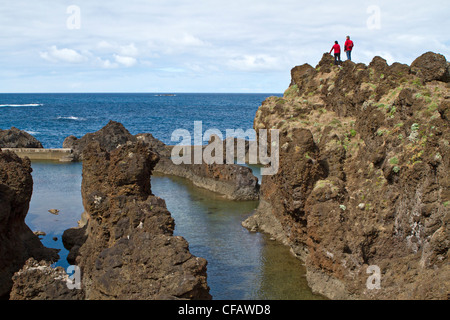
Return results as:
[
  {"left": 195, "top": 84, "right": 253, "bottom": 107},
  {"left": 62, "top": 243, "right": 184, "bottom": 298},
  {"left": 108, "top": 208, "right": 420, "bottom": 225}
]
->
[
  {"left": 1, "top": 51, "right": 448, "bottom": 300},
  {"left": 4, "top": 140, "right": 212, "bottom": 300},
  {"left": 1, "top": 122, "right": 259, "bottom": 300}
]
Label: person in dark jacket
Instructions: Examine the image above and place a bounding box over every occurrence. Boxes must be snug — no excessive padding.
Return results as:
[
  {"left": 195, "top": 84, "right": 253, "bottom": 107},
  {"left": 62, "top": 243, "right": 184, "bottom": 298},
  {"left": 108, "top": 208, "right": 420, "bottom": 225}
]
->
[
  {"left": 330, "top": 41, "right": 341, "bottom": 65},
  {"left": 344, "top": 36, "right": 354, "bottom": 61}
]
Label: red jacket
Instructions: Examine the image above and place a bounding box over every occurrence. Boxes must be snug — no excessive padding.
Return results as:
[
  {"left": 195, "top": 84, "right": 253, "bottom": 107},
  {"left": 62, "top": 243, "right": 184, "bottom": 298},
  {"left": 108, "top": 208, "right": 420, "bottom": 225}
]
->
[
  {"left": 330, "top": 44, "right": 341, "bottom": 54},
  {"left": 345, "top": 39, "right": 354, "bottom": 51}
]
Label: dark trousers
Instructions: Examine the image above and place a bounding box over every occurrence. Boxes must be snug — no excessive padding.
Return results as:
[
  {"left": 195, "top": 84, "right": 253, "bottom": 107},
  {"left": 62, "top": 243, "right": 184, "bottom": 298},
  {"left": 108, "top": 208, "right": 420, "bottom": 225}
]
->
[{"left": 334, "top": 53, "right": 341, "bottom": 65}]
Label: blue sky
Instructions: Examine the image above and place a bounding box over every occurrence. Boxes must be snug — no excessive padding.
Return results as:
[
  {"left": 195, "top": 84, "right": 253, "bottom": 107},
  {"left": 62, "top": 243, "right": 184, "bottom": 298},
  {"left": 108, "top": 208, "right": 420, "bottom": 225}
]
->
[{"left": 1, "top": 0, "right": 449, "bottom": 93}]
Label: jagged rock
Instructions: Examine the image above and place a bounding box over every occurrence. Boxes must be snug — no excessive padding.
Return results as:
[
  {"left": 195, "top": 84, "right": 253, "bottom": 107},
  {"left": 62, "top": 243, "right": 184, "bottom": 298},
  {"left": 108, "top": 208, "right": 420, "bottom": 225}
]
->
[
  {"left": 0, "top": 127, "right": 43, "bottom": 148},
  {"left": 290, "top": 63, "right": 318, "bottom": 93},
  {"left": 136, "top": 133, "right": 171, "bottom": 157},
  {"left": 62, "top": 120, "right": 137, "bottom": 161},
  {"left": 10, "top": 258, "right": 84, "bottom": 300},
  {"left": 64, "top": 141, "right": 211, "bottom": 300},
  {"left": 317, "top": 53, "right": 336, "bottom": 73},
  {"left": 244, "top": 52, "right": 450, "bottom": 300},
  {"left": 411, "top": 52, "right": 450, "bottom": 83},
  {"left": 0, "top": 149, "right": 59, "bottom": 299},
  {"left": 369, "top": 56, "right": 389, "bottom": 74}
]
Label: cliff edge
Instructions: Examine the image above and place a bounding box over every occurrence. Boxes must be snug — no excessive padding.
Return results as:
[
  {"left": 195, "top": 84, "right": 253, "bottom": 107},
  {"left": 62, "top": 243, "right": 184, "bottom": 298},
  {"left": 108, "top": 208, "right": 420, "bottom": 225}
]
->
[{"left": 243, "top": 52, "right": 449, "bottom": 299}]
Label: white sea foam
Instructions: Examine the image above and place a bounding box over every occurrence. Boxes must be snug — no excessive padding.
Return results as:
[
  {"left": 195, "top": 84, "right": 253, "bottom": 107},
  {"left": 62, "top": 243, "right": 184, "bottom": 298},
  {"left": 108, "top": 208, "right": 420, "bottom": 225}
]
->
[
  {"left": 25, "top": 131, "right": 40, "bottom": 135},
  {"left": 0, "top": 103, "right": 43, "bottom": 107},
  {"left": 57, "top": 116, "right": 87, "bottom": 121}
]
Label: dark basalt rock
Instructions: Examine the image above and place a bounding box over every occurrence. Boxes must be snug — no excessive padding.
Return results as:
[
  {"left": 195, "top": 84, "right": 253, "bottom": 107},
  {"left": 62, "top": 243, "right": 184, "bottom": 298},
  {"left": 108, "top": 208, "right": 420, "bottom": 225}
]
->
[
  {"left": 411, "top": 51, "right": 450, "bottom": 83},
  {"left": 63, "top": 120, "right": 137, "bottom": 161},
  {"left": 63, "top": 141, "right": 211, "bottom": 300},
  {"left": 0, "top": 127, "right": 43, "bottom": 148},
  {"left": 0, "top": 149, "right": 58, "bottom": 299}
]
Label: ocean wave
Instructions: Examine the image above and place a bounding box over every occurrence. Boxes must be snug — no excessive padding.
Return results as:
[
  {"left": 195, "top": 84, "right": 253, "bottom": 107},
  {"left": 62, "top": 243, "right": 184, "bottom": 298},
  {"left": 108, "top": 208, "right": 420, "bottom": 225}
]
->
[
  {"left": 0, "top": 103, "right": 43, "bottom": 107},
  {"left": 57, "top": 116, "right": 87, "bottom": 121},
  {"left": 25, "top": 131, "right": 40, "bottom": 135}
]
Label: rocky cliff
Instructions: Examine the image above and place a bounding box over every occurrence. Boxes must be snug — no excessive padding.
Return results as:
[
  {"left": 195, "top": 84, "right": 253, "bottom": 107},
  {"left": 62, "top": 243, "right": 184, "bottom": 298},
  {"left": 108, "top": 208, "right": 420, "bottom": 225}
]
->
[
  {"left": 0, "top": 149, "right": 58, "bottom": 299},
  {"left": 243, "top": 52, "right": 449, "bottom": 299},
  {"left": 62, "top": 141, "right": 211, "bottom": 299}
]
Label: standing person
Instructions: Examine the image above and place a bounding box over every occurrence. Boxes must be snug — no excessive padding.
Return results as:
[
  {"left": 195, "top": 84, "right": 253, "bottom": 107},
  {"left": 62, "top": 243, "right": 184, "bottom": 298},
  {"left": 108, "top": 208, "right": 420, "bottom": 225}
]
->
[
  {"left": 330, "top": 41, "right": 341, "bottom": 65},
  {"left": 344, "top": 36, "right": 354, "bottom": 61}
]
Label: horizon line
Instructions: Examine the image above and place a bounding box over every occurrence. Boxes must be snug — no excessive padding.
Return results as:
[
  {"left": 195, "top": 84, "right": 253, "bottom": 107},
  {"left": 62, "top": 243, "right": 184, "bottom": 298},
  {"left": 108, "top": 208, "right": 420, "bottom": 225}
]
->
[{"left": 0, "top": 91, "right": 284, "bottom": 95}]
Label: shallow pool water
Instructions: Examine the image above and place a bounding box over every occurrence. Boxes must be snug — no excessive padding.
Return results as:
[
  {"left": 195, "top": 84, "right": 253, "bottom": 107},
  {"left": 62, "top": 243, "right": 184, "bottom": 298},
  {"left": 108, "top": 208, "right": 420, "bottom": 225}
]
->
[{"left": 26, "top": 161, "right": 324, "bottom": 300}]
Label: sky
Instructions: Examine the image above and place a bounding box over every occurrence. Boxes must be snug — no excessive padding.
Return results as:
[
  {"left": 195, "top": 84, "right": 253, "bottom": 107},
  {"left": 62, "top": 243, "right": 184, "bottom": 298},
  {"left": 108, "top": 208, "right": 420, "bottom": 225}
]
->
[{"left": 0, "top": 0, "right": 449, "bottom": 93}]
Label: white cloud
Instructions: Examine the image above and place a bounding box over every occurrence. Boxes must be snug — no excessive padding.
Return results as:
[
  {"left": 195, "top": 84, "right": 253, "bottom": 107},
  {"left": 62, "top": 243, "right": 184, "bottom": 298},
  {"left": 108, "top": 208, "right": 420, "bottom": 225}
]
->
[
  {"left": 227, "top": 54, "right": 281, "bottom": 72},
  {"left": 2, "top": 0, "right": 449, "bottom": 92},
  {"left": 118, "top": 43, "right": 139, "bottom": 57},
  {"left": 95, "top": 57, "right": 118, "bottom": 69},
  {"left": 39, "top": 46, "right": 87, "bottom": 63},
  {"left": 97, "top": 41, "right": 139, "bottom": 57},
  {"left": 114, "top": 54, "right": 137, "bottom": 67}
]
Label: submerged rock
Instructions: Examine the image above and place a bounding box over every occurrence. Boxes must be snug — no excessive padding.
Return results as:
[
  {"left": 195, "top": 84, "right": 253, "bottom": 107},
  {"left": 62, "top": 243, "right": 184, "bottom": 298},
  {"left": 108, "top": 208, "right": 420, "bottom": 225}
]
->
[
  {"left": 0, "top": 149, "right": 58, "bottom": 299},
  {"left": 48, "top": 209, "right": 59, "bottom": 215},
  {"left": 0, "top": 127, "right": 43, "bottom": 148}
]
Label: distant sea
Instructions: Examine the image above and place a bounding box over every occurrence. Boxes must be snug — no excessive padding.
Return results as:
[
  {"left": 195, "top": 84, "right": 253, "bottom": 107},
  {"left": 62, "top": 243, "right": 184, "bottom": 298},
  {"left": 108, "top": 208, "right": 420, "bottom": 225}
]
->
[{"left": 0, "top": 93, "right": 282, "bottom": 147}]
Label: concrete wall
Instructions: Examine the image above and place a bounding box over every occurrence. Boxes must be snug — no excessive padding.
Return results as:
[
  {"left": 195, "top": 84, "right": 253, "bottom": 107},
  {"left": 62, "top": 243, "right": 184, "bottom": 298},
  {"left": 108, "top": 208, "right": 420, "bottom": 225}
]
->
[{"left": 1, "top": 148, "right": 74, "bottom": 162}]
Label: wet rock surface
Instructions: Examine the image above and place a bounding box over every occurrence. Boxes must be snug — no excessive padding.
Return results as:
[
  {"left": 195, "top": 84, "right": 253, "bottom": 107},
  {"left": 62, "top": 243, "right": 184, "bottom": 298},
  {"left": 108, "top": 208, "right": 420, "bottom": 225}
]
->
[{"left": 244, "top": 52, "right": 450, "bottom": 299}]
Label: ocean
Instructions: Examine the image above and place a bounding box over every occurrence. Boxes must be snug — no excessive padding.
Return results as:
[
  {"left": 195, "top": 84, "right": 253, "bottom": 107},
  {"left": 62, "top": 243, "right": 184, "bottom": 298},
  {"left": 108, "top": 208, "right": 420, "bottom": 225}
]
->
[
  {"left": 1, "top": 93, "right": 324, "bottom": 300},
  {"left": 0, "top": 93, "right": 281, "bottom": 148}
]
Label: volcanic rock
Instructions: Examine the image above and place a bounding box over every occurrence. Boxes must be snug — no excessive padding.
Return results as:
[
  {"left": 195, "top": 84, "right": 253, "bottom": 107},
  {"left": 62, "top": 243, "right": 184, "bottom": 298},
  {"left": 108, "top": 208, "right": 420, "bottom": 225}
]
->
[
  {"left": 63, "top": 120, "right": 137, "bottom": 161},
  {"left": 411, "top": 51, "right": 450, "bottom": 83},
  {"left": 0, "top": 127, "right": 43, "bottom": 148},
  {"left": 0, "top": 149, "right": 58, "bottom": 299},
  {"left": 10, "top": 258, "right": 84, "bottom": 300},
  {"left": 244, "top": 52, "right": 450, "bottom": 299},
  {"left": 64, "top": 141, "right": 211, "bottom": 300}
]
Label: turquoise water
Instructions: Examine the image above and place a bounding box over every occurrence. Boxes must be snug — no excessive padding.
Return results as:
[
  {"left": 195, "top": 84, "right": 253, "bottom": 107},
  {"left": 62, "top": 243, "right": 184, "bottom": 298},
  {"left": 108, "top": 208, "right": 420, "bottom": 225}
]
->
[{"left": 26, "top": 161, "right": 324, "bottom": 300}]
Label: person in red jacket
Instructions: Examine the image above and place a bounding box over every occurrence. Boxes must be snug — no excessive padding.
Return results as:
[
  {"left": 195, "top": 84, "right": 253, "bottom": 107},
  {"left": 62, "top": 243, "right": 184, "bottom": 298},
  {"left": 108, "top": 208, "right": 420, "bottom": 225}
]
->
[
  {"left": 330, "top": 41, "right": 341, "bottom": 65},
  {"left": 344, "top": 36, "right": 354, "bottom": 61}
]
